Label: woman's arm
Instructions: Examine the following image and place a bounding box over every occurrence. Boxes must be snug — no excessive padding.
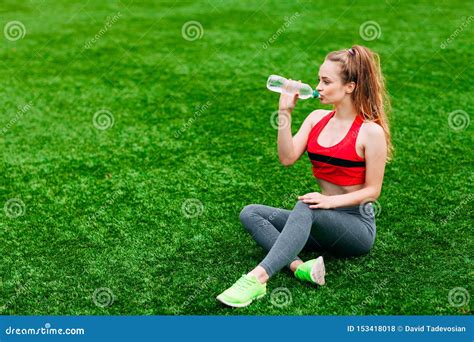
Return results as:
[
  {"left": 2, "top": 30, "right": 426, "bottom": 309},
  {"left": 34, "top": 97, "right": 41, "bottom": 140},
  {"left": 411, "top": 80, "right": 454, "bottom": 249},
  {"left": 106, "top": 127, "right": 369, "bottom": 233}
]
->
[
  {"left": 276, "top": 81, "right": 326, "bottom": 166},
  {"left": 279, "top": 109, "right": 326, "bottom": 166},
  {"left": 277, "top": 109, "right": 297, "bottom": 166},
  {"left": 277, "top": 81, "right": 299, "bottom": 165}
]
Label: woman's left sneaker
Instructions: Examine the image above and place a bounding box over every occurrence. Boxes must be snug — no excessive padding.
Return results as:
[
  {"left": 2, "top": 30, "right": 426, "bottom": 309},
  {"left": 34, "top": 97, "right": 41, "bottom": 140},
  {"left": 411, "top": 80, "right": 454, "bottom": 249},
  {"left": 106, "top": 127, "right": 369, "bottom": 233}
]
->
[
  {"left": 294, "top": 256, "right": 326, "bottom": 285},
  {"left": 216, "top": 274, "right": 266, "bottom": 308}
]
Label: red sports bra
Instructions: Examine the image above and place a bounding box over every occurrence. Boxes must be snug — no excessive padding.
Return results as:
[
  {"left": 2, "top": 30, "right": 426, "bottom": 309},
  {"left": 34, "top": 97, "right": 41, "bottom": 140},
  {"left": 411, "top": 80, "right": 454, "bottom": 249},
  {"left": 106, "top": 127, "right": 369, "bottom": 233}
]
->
[{"left": 306, "top": 110, "right": 366, "bottom": 186}]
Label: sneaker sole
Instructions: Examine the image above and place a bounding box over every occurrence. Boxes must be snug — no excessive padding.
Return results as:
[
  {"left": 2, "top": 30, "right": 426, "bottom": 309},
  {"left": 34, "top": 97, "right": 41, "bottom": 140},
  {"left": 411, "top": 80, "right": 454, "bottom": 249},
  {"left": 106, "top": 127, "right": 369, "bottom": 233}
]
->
[
  {"left": 310, "top": 256, "right": 326, "bottom": 286},
  {"left": 216, "top": 293, "right": 266, "bottom": 308}
]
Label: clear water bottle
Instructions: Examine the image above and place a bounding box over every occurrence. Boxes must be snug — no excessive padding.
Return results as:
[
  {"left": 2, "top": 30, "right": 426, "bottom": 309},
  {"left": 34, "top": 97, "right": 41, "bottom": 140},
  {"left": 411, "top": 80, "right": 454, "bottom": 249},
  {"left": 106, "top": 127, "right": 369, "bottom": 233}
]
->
[{"left": 267, "top": 75, "right": 319, "bottom": 99}]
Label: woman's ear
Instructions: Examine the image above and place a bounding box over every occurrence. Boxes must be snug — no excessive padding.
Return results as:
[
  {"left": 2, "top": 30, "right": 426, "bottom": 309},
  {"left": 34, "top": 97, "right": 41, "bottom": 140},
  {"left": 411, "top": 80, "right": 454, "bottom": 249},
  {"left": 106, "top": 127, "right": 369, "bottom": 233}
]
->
[{"left": 345, "top": 82, "right": 356, "bottom": 94}]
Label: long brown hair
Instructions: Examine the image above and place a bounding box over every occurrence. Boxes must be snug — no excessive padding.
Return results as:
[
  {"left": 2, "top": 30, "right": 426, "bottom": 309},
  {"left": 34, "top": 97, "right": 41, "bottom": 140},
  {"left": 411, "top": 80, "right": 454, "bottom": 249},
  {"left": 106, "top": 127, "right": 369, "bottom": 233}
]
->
[{"left": 326, "top": 45, "right": 393, "bottom": 162}]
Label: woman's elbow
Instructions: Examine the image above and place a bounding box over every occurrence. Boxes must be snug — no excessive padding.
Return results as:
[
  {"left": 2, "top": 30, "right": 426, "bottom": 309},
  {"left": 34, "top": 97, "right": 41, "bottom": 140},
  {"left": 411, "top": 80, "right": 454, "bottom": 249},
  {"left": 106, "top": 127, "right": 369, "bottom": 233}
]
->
[
  {"left": 363, "top": 184, "right": 381, "bottom": 200},
  {"left": 370, "top": 187, "right": 382, "bottom": 200},
  {"left": 279, "top": 157, "right": 295, "bottom": 166}
]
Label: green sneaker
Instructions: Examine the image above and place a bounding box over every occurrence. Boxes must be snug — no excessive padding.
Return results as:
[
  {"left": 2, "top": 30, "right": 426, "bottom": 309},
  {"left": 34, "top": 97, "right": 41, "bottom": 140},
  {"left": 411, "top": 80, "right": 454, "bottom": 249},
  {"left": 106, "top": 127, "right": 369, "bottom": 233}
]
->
[
  {"left": 294, "top": 256, "right": 326, "bottom": 285},
  {"left": 216, "top": 274, "right": 266, "bottom": 308}
]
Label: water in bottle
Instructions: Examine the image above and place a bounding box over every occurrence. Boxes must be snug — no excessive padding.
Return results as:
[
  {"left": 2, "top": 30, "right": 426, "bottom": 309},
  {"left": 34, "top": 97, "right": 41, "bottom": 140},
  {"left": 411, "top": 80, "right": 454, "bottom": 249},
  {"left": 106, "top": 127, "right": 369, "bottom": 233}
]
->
[{"left": 266, "top": 75, "right": 319, "bottom": 99}]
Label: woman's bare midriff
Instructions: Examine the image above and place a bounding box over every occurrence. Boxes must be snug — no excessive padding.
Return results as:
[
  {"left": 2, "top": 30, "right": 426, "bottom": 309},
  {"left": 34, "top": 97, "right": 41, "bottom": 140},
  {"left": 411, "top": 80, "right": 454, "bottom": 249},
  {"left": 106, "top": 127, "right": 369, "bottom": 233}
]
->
[{"left": 316, "top": 178, "right": 364, "bottom": 196}]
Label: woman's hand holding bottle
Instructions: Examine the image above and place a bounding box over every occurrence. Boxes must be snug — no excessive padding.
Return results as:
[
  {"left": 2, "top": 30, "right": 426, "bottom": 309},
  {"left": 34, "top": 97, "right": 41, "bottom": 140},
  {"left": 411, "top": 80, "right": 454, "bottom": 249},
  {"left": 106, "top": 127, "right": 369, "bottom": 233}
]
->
[{"left": 278, "top": 79, "right": 301, "bottom": 115}]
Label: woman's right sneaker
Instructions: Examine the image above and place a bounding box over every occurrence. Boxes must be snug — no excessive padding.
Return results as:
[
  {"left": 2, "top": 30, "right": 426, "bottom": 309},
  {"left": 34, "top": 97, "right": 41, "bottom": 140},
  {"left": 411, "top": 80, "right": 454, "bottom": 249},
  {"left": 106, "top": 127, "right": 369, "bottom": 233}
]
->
[
  {"left": 216, "top": 274, "right": 267, "bottom": 308},
  {"left": 294, "top": 256, "right": 326, "bottom": 286}
]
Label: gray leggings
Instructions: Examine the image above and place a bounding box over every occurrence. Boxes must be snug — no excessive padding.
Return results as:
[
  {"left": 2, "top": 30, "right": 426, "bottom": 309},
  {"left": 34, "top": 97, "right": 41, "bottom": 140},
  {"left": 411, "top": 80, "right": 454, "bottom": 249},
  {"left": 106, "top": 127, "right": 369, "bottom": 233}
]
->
[{"left": 239, "top": 200, "right": 376, "bottom": 278}]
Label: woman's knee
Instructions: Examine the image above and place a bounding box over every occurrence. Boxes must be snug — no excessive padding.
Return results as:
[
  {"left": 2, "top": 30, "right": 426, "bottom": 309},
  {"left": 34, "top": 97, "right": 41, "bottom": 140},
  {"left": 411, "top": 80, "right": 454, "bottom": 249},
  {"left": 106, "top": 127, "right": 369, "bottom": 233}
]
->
[
  {"left": 296, "top": 199, "right": 310, "bottom": 208},
  {"left": 293, "top": 200, "right": 312, "bottom": 213},
  {"left": 239, "top": 204, "right": 260, "bottom": 225}
]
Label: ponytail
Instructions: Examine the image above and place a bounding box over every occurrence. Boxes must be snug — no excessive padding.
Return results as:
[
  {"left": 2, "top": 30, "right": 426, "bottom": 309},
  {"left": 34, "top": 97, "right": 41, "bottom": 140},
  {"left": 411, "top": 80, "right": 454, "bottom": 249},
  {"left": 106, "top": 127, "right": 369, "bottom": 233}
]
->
[{"left": 326, "top": 45, "right": 394, "bottom": 162}]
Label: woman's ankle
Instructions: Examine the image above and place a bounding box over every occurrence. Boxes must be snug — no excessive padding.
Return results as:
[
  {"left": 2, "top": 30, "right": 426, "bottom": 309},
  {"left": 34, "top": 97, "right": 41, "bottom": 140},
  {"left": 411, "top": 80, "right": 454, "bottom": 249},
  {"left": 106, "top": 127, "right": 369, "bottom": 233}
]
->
[
  {"left": 290, "top": 260, "right": 304, "bottom": 273},
  {"left": 247, "top": 266, "right": 269, "bottom": 284}
]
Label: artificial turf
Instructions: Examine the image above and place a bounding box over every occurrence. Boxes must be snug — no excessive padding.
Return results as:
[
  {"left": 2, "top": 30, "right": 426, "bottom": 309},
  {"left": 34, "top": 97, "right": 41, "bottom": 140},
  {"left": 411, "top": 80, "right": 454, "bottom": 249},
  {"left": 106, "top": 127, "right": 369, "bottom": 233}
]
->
[{"left": 0, "top": 0, "right": 472, "bottom": 315}]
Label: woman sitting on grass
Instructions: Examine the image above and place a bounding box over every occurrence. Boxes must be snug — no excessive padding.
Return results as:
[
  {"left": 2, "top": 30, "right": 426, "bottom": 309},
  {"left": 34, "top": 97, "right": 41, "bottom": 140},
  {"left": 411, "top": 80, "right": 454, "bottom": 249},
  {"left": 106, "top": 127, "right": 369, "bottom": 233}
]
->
[{"left": 217, "top": 45, "right": 393, "bottom": 308}]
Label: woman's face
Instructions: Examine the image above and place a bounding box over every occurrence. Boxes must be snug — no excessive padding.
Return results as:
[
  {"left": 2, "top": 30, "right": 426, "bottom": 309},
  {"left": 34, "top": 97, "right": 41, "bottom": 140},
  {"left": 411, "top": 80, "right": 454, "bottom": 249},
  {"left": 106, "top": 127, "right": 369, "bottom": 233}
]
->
[{"left": 316, "top": 60, "right": 353, "bottom": 105}]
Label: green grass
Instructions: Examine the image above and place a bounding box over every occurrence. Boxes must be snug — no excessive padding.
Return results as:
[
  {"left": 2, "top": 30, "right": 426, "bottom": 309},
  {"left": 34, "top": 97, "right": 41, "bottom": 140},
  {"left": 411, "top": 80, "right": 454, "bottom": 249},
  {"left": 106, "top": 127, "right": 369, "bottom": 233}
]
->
[{"left": 0, "top": 0, "right": 472, "bottom": 315}]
